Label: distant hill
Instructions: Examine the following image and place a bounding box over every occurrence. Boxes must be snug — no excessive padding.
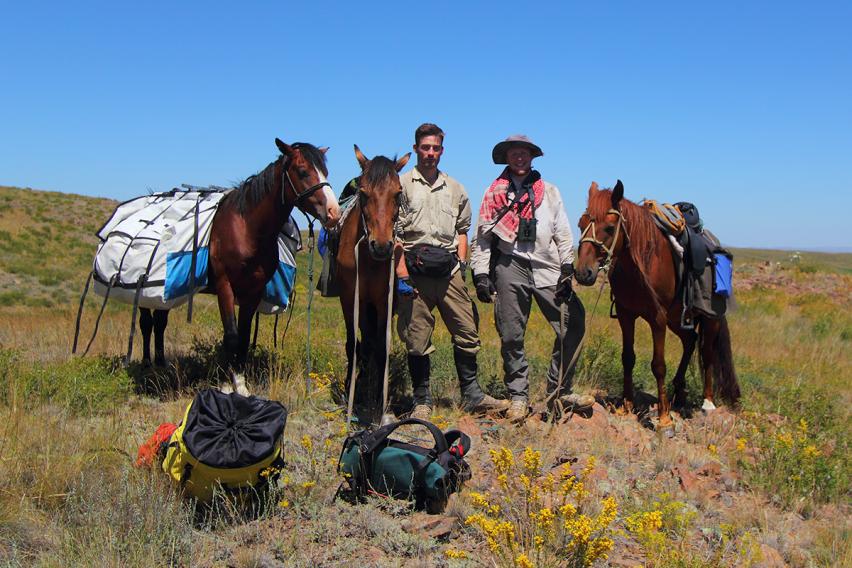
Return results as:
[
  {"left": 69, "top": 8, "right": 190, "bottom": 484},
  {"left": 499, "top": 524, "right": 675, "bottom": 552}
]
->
[
  {"left": 0, "top": 186, "right": 117, "bottom": 308},
  {"left": 0, "top": 185, "right": 849, "bottom": 309}
]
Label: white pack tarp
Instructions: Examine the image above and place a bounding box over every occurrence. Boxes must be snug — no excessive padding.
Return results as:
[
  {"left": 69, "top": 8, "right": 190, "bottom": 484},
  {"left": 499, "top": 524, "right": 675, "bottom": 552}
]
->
[{"left": 92, "top": 187, "right": 299, "bottom": 314}]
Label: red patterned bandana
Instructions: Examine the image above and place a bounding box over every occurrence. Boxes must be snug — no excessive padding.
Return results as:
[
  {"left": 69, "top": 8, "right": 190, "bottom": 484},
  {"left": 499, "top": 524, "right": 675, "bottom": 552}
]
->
[{"left": 479, "top": 168, "right": 544, "bottom": 242}]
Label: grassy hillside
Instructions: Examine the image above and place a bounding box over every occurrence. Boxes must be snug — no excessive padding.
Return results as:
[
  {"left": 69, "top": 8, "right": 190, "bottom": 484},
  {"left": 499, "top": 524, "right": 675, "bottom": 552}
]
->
[{"left": 0, "top": 186, "right": 849, "bottom": 567}]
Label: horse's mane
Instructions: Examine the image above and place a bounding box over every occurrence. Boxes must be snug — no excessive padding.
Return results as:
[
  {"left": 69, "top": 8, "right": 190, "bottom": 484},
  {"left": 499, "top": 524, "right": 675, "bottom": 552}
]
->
[
  {"left": 588, "top": 187, "right": 665, "bottom": 313},
  {"left": 362, "top": 155, "right": 398, "bottom": 189},
  {"left": 230, "top": 142, "right": 328, "bottom": 216}
]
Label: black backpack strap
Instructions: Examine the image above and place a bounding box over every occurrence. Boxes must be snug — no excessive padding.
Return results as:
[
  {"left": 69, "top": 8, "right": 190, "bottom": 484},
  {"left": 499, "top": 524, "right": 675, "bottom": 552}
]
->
[{"left": 362, "top": 418, "right": 449, "bottom": 456}]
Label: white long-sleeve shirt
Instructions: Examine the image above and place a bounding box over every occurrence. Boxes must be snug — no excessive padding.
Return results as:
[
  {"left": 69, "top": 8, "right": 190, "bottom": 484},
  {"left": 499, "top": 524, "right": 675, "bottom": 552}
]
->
[{"left": 470, "top": 180, "right": 575, "bottom": 288}]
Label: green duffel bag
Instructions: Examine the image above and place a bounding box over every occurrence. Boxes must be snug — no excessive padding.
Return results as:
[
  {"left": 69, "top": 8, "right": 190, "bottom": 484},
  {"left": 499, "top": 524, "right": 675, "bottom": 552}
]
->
[{"left": 338, "top": 418, "right": 471, "bottom": 513}]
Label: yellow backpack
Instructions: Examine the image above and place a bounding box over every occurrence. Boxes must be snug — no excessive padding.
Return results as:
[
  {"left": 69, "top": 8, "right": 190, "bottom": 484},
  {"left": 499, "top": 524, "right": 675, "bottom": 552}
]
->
[{"left": 162, "top": 389, "right": 287, "bottom": 502}]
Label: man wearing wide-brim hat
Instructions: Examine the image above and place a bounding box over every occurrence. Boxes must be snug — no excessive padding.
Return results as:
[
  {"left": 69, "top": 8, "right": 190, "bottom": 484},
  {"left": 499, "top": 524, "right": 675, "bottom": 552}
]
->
[{"left": 470, "top": 135, "right": 594, "bottom": 423}]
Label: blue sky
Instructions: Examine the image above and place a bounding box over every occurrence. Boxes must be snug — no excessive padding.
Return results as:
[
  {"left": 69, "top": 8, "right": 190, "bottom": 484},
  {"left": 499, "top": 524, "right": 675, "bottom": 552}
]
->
[{"left": 2, "top": 1, "right": 850, "bottom": 250}]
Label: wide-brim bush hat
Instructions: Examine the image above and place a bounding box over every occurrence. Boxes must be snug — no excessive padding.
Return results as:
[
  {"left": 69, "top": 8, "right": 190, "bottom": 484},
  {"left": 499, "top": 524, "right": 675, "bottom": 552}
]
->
[{"left": 492, "top": 134, "right": 544, "bottom": 164}]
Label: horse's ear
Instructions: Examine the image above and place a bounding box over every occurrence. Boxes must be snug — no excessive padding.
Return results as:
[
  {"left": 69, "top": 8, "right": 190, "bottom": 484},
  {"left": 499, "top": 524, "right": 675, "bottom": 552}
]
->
[
  {"left": 395, "top": 152, "right": 411, "bottom": 172},
  {"left": 612, "top": 179, "right": 624, "bottom": 208},
  {"left": 353, "top": 144, "right": 368, "bottom": 169},
  {"left": 275, "top": 138, "right": 292, "bottom": 156},
  {"left": 319, "top": 146, "right": 329, "bottom": 154},
  {"left": 588, "top": 181, "right": 599, "bottom": 201}
]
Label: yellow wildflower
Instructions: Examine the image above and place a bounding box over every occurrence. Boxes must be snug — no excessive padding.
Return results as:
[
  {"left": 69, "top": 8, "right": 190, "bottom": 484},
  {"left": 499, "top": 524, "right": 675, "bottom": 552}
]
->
[
  {"left": 736, "top": 438, "right": 747, "bottom": 452},
  {"left": 515, "top": 553, "right": 534, "bottom": 568},
  {"left": 581, "top": 455, "right": 597, "bottom": 478},
  {"left": 300, "top": 480, "right": 316, "bottom": 490},
  {"left": 776, "top": 431, "right": 794, "bottom": 448},
  {"left": 278, "top": 499, "right": 289, "bottom": 508},
  {"left": 300, "top": 435, "right": 313, "bottom": 453},
  {"left": 444, "top": 549, "right": 468, "bottom": 559},
  {"left": 522, "top": 447, "right": 542, "bottom": 477},
  {"left": 802, "top": 445, "right": 821, "bottom": 459},
  {"left": 707, "top": 444, "right": 718, "bottom": 455}
]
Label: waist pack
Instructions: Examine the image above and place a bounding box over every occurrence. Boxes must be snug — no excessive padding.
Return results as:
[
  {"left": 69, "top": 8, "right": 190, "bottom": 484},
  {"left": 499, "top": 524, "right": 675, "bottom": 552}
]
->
[
  {"left": 162, "top": 389, "right": 287, "bottom": 502},
  {"left": 338, "top": 418, "right": 471, "bottom": 513},
  {"left": 405, "top": 244, "right": 458, "bottom": 278}
]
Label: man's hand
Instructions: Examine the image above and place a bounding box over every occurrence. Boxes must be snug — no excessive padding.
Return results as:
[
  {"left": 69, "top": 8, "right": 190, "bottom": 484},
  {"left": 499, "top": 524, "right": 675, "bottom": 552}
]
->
[
  {"left": 474, "top": 274, "right": 496, "bottom": 303},
  {"left": 397, "top": 277, "right": 417, "bottom": 298},
  {"left": 555, "top": 264, "right": 574, "bottom": 305},
  {"left": 459, "top": 260, "right": 468, "bottom": 282}
]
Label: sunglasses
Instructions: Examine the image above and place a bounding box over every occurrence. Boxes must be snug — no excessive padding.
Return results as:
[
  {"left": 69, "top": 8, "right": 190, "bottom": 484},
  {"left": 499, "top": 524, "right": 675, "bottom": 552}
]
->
[{"left": 417, "top": 144, "right": 443, "bottom": 152}]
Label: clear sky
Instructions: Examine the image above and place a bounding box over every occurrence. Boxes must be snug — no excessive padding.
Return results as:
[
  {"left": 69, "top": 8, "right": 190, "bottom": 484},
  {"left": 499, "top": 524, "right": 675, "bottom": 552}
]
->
[{"left": 2, "top": 1, "right": 850, "bottom": 250}]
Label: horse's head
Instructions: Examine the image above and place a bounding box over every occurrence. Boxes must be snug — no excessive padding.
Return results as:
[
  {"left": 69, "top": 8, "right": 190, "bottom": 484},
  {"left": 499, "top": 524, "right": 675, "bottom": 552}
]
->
[
  {"left": 275, "top": 138, "right": 340, "bottom": 228},
  {"left": 575, "top": 180, "right": 628, "bottom": 286},
  {"left": 354, "top": 145, "right": 411, "bottom": 261}
]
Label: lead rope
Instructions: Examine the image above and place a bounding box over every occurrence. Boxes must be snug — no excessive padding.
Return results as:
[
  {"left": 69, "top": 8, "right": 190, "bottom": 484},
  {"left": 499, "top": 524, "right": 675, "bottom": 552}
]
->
[
  {"left": 346, "top": 234, "right": 366, "bottom": 426},
  {"left": 544, "top": 274, "right": 609, "bottom": 426},
  {"left": 381, "top": 250, "right": 394, "bottom": 418},
  {"left": 305, "top": 221, "right": 316, "bottom": 392}
]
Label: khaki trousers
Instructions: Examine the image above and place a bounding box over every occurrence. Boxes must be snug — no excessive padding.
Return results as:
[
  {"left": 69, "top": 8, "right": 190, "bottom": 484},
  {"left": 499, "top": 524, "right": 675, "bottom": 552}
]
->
[{"left": 396, "top": 271, "right": 481, "bottom": 357}]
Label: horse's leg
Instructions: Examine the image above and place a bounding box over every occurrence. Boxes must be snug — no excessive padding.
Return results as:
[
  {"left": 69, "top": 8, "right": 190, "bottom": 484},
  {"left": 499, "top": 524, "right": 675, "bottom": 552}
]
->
[
  {"left": 232, "top": 295, "right": 261, "bottom": 397},
  {"left": 617, "top": 312, "right": 637, "bottom": 415},
  {"left": 215, "top": 278, "right": 240, "bottom": 394},
  {"left": 153, "top": 309, "right": 169, "bottom": 367},
  {"left": 671, "top": 327, "right": 697, "bottom": 410},
  {"left": 139, "top": 308, "right": 153, "bottom": 366},
  {"left": 699, "top": 318, "right": 720, "bottom": 411},
  {"left": 650, "top": 323, "right": 674, "bottom": 436}
]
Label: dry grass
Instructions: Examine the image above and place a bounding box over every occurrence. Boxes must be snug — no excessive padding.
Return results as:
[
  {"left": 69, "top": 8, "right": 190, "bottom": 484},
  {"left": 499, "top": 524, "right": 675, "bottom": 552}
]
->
[{"left": 0, "top": 186, "right": 849, "bottom": 566}]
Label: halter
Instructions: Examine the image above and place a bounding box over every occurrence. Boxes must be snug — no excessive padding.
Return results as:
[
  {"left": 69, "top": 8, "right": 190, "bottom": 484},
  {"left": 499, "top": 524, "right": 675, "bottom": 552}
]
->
[
  {"left": 281, "top": 156, "right": 332, "bottom": 207},
  {"left": 357, "top": 184, "right": 400, "bottom": 245},
  {"left": 579, "top": 208, "right": 630, "bottom": 273}
]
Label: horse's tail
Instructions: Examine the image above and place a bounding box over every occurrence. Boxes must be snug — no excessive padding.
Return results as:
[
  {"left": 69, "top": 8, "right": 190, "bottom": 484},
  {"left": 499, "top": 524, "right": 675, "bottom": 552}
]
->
[{"left": 707, "top": 316, "right": 741, "bottom": 406}]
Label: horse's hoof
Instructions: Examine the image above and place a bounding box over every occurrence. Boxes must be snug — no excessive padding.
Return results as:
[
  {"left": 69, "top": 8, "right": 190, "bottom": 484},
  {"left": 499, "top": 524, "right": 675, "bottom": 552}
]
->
[
  {"left": 701, "top": 399, "right": 717, "bottom": 412},
  {"left": 219, "top": 382, "right": 234, "bottom": 394},
  {"left": 232, "top": 373, "right": 251, "bottom": 397},
  {"left": 154, "top": 357, "right": 167, "bottom": 368}
]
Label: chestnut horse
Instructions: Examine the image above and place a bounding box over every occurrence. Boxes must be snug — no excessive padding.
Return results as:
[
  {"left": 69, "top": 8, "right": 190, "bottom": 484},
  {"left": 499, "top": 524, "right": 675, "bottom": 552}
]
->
[
  {"left": 336, "top": 146, "right": 410, "bottom": 423},
  {"left": 574, "top": 181, "right": 740, "bottom": 435},
  {"left": 140, "top": 138, "right": 340, "bottom": 394}
]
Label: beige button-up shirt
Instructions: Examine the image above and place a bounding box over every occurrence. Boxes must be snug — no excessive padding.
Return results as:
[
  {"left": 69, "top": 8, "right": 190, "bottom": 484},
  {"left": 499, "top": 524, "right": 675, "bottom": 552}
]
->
[
  {"left": 396, "top": 167, "right": 471, "bottom": 254},
  {"left": 470, "top": 180, "right": 575, "bottom": 288}
]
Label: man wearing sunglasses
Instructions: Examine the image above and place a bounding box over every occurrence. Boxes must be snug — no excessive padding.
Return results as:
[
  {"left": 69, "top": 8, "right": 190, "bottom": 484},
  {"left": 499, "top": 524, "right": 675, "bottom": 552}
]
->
[{"left": 395, "top": 123, "right": 509, "bottom": 421}]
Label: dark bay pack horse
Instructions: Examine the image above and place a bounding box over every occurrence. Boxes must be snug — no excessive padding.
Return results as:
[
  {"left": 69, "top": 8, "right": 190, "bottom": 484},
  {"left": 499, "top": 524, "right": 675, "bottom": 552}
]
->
[
  {"left": 574, "top": 181, "right": 740, "bottom": 435},
  {"left": 336, "top": 146, "right": 410, "bottom": 422},
  {"left": 140, "top": 138, "right": 340, "bottom": 394}
]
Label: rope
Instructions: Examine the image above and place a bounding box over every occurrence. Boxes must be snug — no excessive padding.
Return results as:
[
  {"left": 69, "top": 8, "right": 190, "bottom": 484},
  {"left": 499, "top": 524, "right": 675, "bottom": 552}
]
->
[
  {"left": 71, "top": 271, "right": 93, "bottom": 354},
  {"left": 381, "top": 250, "right": 394, "bottom": 418},
  {"left": 346, "top": 235, "right": 366, "bottom": 426},
  {"left": 305, "top": 221, "right": 316, "bottom": 392}
]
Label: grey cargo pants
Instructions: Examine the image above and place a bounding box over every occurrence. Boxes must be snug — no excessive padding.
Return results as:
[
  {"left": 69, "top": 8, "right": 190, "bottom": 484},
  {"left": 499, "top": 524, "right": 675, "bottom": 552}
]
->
[{"left": 493, "top": 256, "right": 585, "bottom": 401}]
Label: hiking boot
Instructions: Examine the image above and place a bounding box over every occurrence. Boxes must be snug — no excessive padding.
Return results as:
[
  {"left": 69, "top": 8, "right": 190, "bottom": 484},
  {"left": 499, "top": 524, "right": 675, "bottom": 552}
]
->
[
  {"left": 379, "top": 411, "right": 398, "bottom": 427},
  {"left": 559, "top": 392, "right": 595, "bottom": 409},
  {"left": 409, "top": 404, "right": 433, "bottom": 421},
  {"left": 506, "top": 399, "right": 529, "bottom": 423},
  {"left": 465, "top": 394, "right": 511, "bottom": 415}
]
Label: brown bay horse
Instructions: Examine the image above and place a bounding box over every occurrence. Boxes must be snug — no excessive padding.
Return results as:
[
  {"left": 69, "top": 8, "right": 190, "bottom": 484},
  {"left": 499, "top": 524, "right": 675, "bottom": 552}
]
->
[
  {"left": 140, "top": 138, "right": 340, "bottom": 394},
  {"left": 574, "top": 180, "right": 740, "bottom": 435},
  {"left": 336, "top": 146, "right": 410, "bottom": 423}
]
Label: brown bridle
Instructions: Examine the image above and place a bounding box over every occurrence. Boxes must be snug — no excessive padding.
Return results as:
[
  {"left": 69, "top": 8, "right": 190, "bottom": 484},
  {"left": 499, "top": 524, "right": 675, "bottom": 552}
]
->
[{"left": 579, "top": 208, "right": 630, "bottom": 273}]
